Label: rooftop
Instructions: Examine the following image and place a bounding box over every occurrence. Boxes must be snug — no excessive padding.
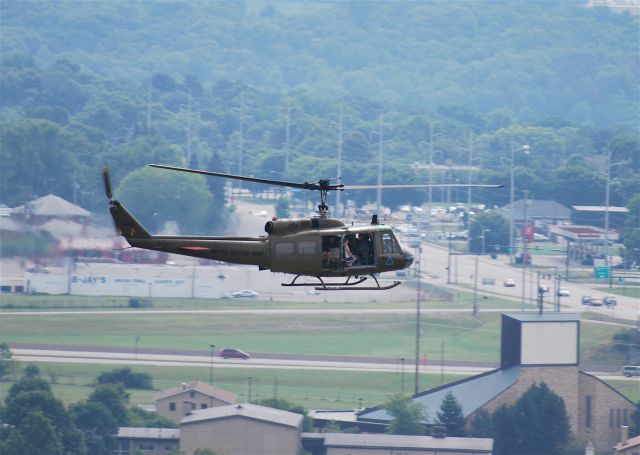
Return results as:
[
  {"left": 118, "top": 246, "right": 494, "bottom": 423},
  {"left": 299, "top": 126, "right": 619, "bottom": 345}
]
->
[
  {"left": 359, "top": 366, "right": 520, "bottom": 424},
  {"left": 154, "top": 381, "right": 237, "bottom": 404},
  {"left": 180, "top": 403, "right": 303, "bottom": 429},
  {"left": 12, "top": 194, "right": 90, "bottom": 218},
  {"left": 313, "top": 432, "right": 493, "bottom": 452},
  {"left": 117, "top": 427, "right": 180, "bottom": 440},
  {"left": 504, "top": 312, "right": 579, "bottom": 323}
]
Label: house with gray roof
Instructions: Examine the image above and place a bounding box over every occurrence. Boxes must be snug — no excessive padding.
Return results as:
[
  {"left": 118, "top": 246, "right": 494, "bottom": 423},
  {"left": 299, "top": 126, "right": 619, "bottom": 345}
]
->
[{"left": 154, "top": 381, "right": 237, "bottom": 423}]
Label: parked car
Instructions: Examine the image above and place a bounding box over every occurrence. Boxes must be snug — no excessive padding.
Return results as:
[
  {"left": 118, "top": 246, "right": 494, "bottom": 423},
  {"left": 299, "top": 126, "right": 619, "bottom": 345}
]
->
[
  {"left": 557, "top": 288, "right": 571, "bottom": 297},
  {"left": 503, "top": 279, "right": 516, "bottom": 287},
  {"left": 603, "top": 296, "right": 618, "bottom": 307},
  {"left": 622, "top": 365, "right": 640, "bottom": 377},
  {"left": 231, "top": 289, "right": 259, "bottom": 299},
  {"left": 581, "top": 296, "right": 593, "bottom": 305},
  {"left": 219, "top": 348, "right": 250, "bottom": 360}
]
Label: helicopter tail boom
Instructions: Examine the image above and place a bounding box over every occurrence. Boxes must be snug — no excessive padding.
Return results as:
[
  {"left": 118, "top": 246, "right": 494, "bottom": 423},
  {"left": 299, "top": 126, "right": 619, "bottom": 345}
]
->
[{"left": 109, "top": 200, "right": 152, "bottom": 240}]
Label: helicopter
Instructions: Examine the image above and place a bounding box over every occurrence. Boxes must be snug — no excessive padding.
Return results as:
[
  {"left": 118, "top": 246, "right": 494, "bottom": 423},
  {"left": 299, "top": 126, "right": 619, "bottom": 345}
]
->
[{"left": 103, "top": 164, "right": 501, "bottom": 291}]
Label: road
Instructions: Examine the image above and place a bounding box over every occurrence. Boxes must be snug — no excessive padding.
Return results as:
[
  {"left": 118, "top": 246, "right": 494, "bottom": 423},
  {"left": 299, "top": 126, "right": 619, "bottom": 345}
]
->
[
  {"left": 415, "top": 242, "right": 639, "bottom": 322},
  {"left": 10, "top": 344, "right": 636, "bottom": 382}
]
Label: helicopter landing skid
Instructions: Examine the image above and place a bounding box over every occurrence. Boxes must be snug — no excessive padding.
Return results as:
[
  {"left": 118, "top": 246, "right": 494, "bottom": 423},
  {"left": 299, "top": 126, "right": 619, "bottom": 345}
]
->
[
  {"left": 317, "top": 274, "right": 401, "bottom": 291},
  {"left": 282, "top": 275, "right": 367, "bottom": 287}
]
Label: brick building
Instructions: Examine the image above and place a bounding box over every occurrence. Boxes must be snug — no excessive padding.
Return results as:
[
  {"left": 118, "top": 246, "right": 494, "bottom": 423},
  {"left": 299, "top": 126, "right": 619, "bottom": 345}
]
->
[{"left": 359, "top": 312, "right": 636, "bottom": 452}]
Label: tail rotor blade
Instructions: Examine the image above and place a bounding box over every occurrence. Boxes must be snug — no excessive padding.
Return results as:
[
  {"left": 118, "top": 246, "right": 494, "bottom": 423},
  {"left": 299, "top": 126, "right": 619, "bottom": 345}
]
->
[{"left": 102, "top": 167, "right": 113, "bottom": 200}]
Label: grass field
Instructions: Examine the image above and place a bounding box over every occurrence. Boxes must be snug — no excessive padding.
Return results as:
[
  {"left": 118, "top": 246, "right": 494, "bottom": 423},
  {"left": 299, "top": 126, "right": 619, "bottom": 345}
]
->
[
  {"left": 0, "top": 289, "right": 526, "bottom": 311},
  {"left": 0, "top": 294, "right": 634, "bottom": 410},
  {"left": 0, "top": 362, "right": 466, "bottom": 411},
  {"left": 595, "top": 286, "right": 640, "bottom": 299}
]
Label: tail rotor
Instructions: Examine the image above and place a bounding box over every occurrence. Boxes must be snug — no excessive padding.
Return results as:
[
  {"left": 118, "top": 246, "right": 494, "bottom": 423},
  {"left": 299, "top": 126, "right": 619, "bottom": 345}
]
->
[{"left": 102, "top": 167, "right": 113, "bottom": 201}]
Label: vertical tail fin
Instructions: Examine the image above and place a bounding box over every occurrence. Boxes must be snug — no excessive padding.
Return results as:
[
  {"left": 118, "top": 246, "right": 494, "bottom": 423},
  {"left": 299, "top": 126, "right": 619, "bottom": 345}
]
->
[{"left": 103, "top": 167, "right": 151, "bottom": 240}]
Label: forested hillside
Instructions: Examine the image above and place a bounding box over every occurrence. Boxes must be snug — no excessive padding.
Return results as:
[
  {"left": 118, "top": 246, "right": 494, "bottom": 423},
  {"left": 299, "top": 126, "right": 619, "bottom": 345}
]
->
[{"left": 1, "top": 1, "right": 638, "bottom": 233}]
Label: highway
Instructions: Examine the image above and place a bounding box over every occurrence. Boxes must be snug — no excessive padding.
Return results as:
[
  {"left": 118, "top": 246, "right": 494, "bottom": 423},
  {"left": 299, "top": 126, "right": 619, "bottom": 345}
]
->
[{"left": 10, "top": 345, "right": 637, "bottom": 382}]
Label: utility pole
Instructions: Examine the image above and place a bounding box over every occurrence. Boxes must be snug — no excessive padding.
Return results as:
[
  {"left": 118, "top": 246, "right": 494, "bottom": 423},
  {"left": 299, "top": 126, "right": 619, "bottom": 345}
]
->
[
  {"left": 521, "top": 145, "right": 530, "bottom": 311},
  {"left": 376, "top": 114, "right": 384, "bottom": 215},
  {"left": 284, "top": 98, "right": 291, "bottom": 174},
  {"left": 604, "top": 149, "right": 612, "bottom": 288},
  {"left": 238, "top": 94, "right": 246, "bottom": 187},
  {"left": 336, "top": 104, "right": 344, "bottom": 215},
  {"left": 414, "top": 245, "right": 422, "bottom": 395},
  {"left": 428, "top": 122, "right": 434, "bottom": 212},
  {"left": 472, "top": 255, "right": 479, "bottom": 318},
  {"left": 467, "top": 131, "right": 474, "bottom": 207}
]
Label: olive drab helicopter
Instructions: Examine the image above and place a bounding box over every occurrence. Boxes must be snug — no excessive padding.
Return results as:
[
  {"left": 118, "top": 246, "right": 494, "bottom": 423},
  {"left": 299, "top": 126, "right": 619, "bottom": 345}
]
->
[{"left": 103, "top": 164, "right": 501, "bottom": 291}]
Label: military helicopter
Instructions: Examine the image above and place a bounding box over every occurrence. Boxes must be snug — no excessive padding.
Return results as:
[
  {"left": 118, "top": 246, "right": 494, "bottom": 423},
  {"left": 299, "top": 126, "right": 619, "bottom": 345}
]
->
[{"left": 103, "top": 164, "right": 500, "bottom": 291}]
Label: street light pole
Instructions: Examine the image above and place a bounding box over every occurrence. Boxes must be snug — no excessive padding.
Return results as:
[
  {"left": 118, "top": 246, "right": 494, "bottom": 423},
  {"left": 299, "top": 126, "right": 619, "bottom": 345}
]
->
[
  {"left": 400, "top": 357, "right": 406, "bottom": 394},
  {"left": 209, "top": 344, "right": 215, "bottom": 385},
  {"left": 509, "top": 146, "right": 516, "bottom": 265},
  {"left": 521, "top": 145, "right": 530, "bottom": 311},
  {"left": 414, "top": 246, "right": 422, "bottom": 395}
]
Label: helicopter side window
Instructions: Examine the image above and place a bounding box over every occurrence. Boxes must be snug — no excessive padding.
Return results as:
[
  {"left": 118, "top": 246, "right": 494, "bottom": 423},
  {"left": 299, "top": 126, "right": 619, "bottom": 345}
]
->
[
  {"left": 382, "top": 232, "right": 397, "bottom": 255},
  {"left": 298, "top": 241, "right": 316, "bottom": 256},
  {"left": 275, "top": 242, "right": 294, "bottom": 256}
]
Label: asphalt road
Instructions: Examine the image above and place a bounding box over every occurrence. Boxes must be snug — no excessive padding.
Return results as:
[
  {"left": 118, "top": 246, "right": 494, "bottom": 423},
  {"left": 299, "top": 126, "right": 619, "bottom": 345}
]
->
[
  {"left": 10, "top": 344, "right": 637, "bottom": 381},
  {"left": 415, "top": 242, "right": 639, "bottom": 322}
]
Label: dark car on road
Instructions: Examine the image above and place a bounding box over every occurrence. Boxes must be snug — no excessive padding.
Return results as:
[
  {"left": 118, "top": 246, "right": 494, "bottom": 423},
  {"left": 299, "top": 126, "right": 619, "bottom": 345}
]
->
[
  {"left": 219, "top": 348, "right": 250, "bottom": 360},
  {"left": 603, "top": 296, "right": 618, "bottom": 307}
]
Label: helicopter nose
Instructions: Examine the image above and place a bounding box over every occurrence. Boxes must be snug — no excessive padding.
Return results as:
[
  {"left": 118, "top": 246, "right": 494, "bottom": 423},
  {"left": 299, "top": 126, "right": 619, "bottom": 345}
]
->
[{"left": 403, "top": 249, "right": 414, "bottom": 267}]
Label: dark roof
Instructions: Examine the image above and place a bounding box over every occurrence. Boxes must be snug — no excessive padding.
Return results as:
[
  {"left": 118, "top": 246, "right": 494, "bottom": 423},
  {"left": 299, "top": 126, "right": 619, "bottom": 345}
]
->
[
  {"left": 504, "top": 312, "right": 579, "bottom": 323},
  {"left": 500, "top": 200, "right": 571, "bottom": 219},
  {"left": 358, "top": 366, "right": 520, "bottom": 424}
]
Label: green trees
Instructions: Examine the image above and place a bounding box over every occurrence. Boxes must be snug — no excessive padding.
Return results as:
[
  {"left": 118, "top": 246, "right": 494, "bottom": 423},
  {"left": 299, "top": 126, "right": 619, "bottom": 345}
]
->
[
  {"left": 384, "top": 394, "right": 427, "bottom": 436},
  {"left": 492, "top": 382, "right": 571, "bottom": 455},
  {"left": 1, "top": 374, "right": 85, "bottom": 455},
  {"left": 436, "top": 391, "right": 466, "bottom": 437},
  {"left": 116, "top": 167, "right": 215, "bottom": 234},
  {"left": 468, "top": 211, "right": 510, "bottom": 254},
  {"left": 97, "top": 367, "right": 153, "bottom": 390},
  {"left": 0, "top": 343, "right": 16, "bottom": 382}
]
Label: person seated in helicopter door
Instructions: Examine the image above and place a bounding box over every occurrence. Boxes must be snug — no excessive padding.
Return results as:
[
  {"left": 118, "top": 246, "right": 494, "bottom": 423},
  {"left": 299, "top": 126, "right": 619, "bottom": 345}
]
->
[
  {"left": 355, "top": 233, "right": 371, "bottom": 266},
  {"left": 322, "top": 236, "right": 341, "bottom": 269},
  {"left": 342, "top": 236, "right": 357, "bottom": 267}
]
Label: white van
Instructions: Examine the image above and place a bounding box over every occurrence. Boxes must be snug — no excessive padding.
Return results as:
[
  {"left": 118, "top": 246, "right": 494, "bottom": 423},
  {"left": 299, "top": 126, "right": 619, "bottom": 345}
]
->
[{"left": 622, "top": 365, "right": 640, "bottom": 377}]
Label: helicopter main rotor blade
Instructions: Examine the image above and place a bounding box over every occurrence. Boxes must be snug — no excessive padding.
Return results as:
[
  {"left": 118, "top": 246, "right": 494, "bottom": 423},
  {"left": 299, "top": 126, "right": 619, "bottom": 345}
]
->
[
  {"left": 149, "top": 164, "right": 342, "bottom": 191},
  {"left": 342, "top": 183, "right": 504, "bottom": 190}
]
